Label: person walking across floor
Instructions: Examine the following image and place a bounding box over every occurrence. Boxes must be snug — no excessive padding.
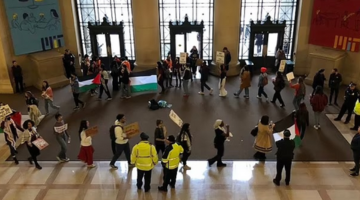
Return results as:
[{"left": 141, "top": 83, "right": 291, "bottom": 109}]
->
[
  {"left": 98, "top": 65, "right": 112, "bottom": 100},
  {"left": 208, "top": 119, "right": 230, "bottom": 167},
  {"left": 257, "top": 67, "right": 268, "bottom": 100},
  {"left": 120, "top": 64, "right": 131, "bottom": 99},
  {"left": 271, "top": 71, "right": 286, "bottom": 107},
  {"left": 78, "top": 120, "right": 96, "bottom": 168},
  {"left": 174, "top": 58, "right": 182, "bottom": 88},
  {"left": 131, "top": 132, "right": 158, "bottom": 192},
  {"left": 157, "top": 62, "right": 166, "bottom": 94},
  {"left": 154, "top": 120, "right": 167, "bottom": 156},
  {"left": 295, "top": 103, "right": 309, "bottom": 140},
  {"left": 254, "top": 115, "right": 275, "bottom": 160},
  {"left": 329, "top": 68, "right": 342, "bottom": 106},
  {"left": 182, "top": 64, "right": 192, "bottom": 97},
  {"left": 312, "top": 69, "right": 326, "bottom": 95},
  {"left": 22, "top": 120, "right": 43, "bottom": 170},
  {"left": 25, "top": 91, "right": 41, "bottom": 127},
  {"left": 350, "top": 127, "right": 360, "bottom": 176},
  {"left": 158, "top": 135, "right": 184, "bottom": 192},
  {"left": 334, "top": 83, "right": 359, "bottom": 124},
  {"left": 234, "top": 65, "right": 251, "bottom": 98},
  {"left": 351, "top": 98, "right": 360, "bottom": 131},
  {"left": 177, "top": 123, "right": 192, "bottom": 170},
  {"left": 41, "top": 81, "right": 60, "bottom": 115},
  {"left": 289, "top": 77, "right": 306, "bottom": 110},
  {"left": 164, "top": 56, "right": 173, "bottom": 88},
  {"left": 219, "top": 64, "right": 228, "bottom": 97},
  {"left": 70, "top": 74, "right": 86, "bottom": 110},
  {"left": 11, "top": 60, "right": 24, "bottom": 93},
  {"left": 1, "top": 114, "right": 24, "bottom": 165},
  {"left": 110, "top": 114, "right": 134, "bottom": 169},
  {"left": 273, "top": 129, "right": 295, "bottom": 186},
  {"left": 310, "top": 86, "right": 328, "bottom": 129},
  {"left": 198, "top": 61, "right": 213, "bottom": 95},
  {"left": 54, "top": 113, "right": 70, "bottom": 162}
]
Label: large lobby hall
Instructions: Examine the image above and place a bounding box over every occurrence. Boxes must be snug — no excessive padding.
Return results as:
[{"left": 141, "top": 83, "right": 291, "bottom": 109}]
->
[{"left": 1, "top": 0, "right": 360, "bottom": 200}]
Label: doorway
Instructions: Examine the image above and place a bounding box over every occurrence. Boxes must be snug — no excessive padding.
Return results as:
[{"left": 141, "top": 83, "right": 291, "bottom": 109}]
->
[{"left": 175, "top": 32, "right": 201, "bottom": 57}]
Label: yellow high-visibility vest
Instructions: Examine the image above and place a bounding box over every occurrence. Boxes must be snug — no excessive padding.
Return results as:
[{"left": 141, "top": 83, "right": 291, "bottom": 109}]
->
[
  {"left": 354, "top": 100, "right": 360, "bottom": 115},
  {"left": 162, "top": 143, "right": 184, "bottom": 170},
  {"left": 130, "top": 141, "right": 158, "bottom": 171}
]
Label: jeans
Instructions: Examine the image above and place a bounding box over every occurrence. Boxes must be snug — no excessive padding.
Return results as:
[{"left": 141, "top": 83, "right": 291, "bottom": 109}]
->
[
  {"left": 55, "top": 134, "right": 68, "bottom": 159},
  {"left": 257, "top": 86, "right": 268, "bottom": 98},
  {"left": 174, "top": 70, "right": 181, "bottom": 87},
  {"left": 329, "top": 88, "right": 339, "bottom": 104},
  {"left": 44, "top": 99, "right": 60, "bottom": 114},
  {"left": 274, "top": 158, "right": 292, "bottom": 184},
  {"left": 299, "top": 124, "right": 306, "bottom": 139},
  {"left": 272, "top": 90, "right": 284, "bottom": 105},
  {"left": 200, "top": 80, "right": 211, "bottom": 92},
  {"left": 110, "top": 142, "right": 131, "bottom": 165},
  {"left": 292, "top": 95, "right": 303, "bottom": 110},
  {"left": 137, "top": 169, "right": 152, "bottom": 191},
  {"left": 236, "top": 88, "right": 249, "bottom": 97},
  {"left": 183, "top": 79, "right": 190, "bottom": 94},
  {"left": 72, "top": 93, "right": 84, "bottom": 107},
  {"left": 121, "top": 83, "right": 130, "bottom": 97},
  {"left": 208, "top": 143, "right": 224, "bottom": 166},
  {"left": 314, "top": 111, "right": 321, "bottom": 125},
  {"left": 14, "top": 76, "right": 24, "bottom": 93}
]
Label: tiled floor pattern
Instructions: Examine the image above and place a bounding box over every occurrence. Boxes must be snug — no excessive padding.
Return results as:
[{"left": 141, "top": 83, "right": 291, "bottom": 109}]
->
[
  {"left": 326, "top": 114, "right": 356, "bottom": 144},
  {"left": 0, "top": 161, "right": 359, "bottom": 200}
]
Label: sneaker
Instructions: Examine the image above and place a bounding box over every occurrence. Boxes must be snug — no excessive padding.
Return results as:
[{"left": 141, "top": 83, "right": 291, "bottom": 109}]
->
[
  {"left": 317, "top": 125, "right": 321, "bottom": 128},
  {"left": 209, "top": 89, "right": 213, "bottom": 95},
  {"left": 257, "top": 96, "right": 261, "bottom": 99},
  {"left": 198, "top": 92, "right": 204, "bottom": 95},
  {"left": 280, "top": 104, "right": 285, "bottom": 108},
  {"left": 273, "top": 179, "right": 280, "bottom": 186},
  {"left": 183, "top": 165, "right": 191, "bottom": 170},
  {"left": 158, "top": 186, "right": 168, "bottom": 192},
  {"left": 56, "top": 156, "right": 63, "bottom": 162},
  {"left": 233, "top": 93, "right": 239, "bottom": 98},
  {"left": 110, "top": 165, "right": 118, "bottom": 169},
  {"left": 125, "top": 96, "right": 131, "bottom": 99},
  {"left": 68, "top": 137, "right": 71, "bottom": 144},
  {"left": 87, "top": 164, "right": 96, "bottom": 168},
  {"left": 82, "top": 103, "right": 86, "bottom": 109},
  {"left": 244, "top": 96, "right": 249, "bottom": 99},
  {"left": 73, "top": 107, "right": 79, "bottom": 111},
  {"left": 314, "top": 125, "right": 319, "bottom": 130},
  {"left": 106, "top": 97, "right": 112, "bottom": 101},
  {"left": 90, "top": 93, "right": 95, "bottom": 97},
  {"left": 35, "top": 165, "right": 42, "bottom": 170},
  {"left": 13, "top": 157, "right": 19, "bottom": 165},
  {"left": 63, "top": 158, "right": 70, "bottom": 162}
]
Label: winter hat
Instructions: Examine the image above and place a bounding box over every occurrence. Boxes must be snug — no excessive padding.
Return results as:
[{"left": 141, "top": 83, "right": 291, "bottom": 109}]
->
[
  {"left": 261, "top": 67, "right": 267, "bottom": 73},
  {"left": 283, "top": 129, "right": 291, "bottom": 137},
  {"left": 140, "top": 132, "right": 149, "bottom": 140}
]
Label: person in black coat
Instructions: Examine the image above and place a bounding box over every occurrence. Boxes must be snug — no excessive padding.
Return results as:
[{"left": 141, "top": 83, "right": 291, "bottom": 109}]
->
[
  {"left": 223, "top": 47, "right": 231, "bottom": 72},
  {"left": 350, "top": 127, "right": 360, "bottom": 176},
  {"left": 11, "top": 60, "right": 24, "bottom": 93},
  {"left": 62, "top": 49, "right": 76, "bottom": 79},
  {"left": 328, "top": 68, "right": 342, "bottom": 106},
  {"left": 312, "top": 69, "right": 326, "bottom": 95},
  {"left": 273, "top": 129, "right": 295, "bottom": 186},
  {"left": 271, "top": 71, "right": 285, "bottom": 107},
  {"left": 198, "top": 61, "right": 213, "bottom": 95},
  {"left": 334, "top": 83, "right": 359, "bottom": 124}
]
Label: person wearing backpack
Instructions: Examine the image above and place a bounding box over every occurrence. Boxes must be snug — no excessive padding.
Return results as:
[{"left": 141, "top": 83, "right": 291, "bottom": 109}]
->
[
  {"left": 257, "top": 67, "right": 269, "bottom": 100},
  {"left": 109, "top": 114, "right": 134, "bottom": 169},
  {"left": 271, "top": 71, "right": 285, "bottom": 107},
  {"left": 289, "top": 77, "right": 306, "bottom": 110},
  {"left": 310, "top": 86, "right": 328, "bottom": 130},
  {"left": 131, "top": 132, "right": 158, "bottom": 192},
  {"left": 25, "top": 91, "right": 42, "bottom": 127}
]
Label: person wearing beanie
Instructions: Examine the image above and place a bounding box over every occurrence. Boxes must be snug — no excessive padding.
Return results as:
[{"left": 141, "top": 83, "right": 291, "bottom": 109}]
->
[
  {"left": 273, "top": 129, "right": 295, "bottom": 186},
  {"left": 131, "top": 132, "right": 158, "bottom": 192},
  {"left": 257, "top": 67, "right": 269, "bottom": 100},
  {"left": 312, "top": 69, "right": 326, "bottom": 95},
  {"left": 158, "top": 135, "right": 184, "bottom": 192}
]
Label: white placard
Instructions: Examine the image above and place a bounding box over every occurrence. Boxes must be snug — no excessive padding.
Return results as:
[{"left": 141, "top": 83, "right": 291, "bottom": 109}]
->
[
  {"left": 179, "top": 52, "right": 187, "bottom": 64},
  {"left": 169, "top": 110, "right": 183, "bottom": 127},
  {"left": 54, "top": 124, "right": 68, "bottom": 133},
  {"left": 216, "top": 51, "right": 225, "bottom": 64},
  {"left": 0, "top": 105, "right": 13, "bottom": 121},
  {"left": 286, "top": 72, "right": 295, "bottom": 81},
  {"left": 278, "top": 60, "right": 286, "bottom": 72}
]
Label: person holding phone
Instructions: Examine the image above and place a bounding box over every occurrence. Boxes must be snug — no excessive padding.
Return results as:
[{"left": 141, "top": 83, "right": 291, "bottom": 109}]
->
[{"left": 208, "top": 119, "right": 230, "bottom": 167}]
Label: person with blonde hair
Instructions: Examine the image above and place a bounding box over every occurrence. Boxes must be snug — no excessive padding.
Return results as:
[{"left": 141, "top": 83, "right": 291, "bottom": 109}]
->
[{"left": 208, "top": 119, "right": 230, "bottom": 167}]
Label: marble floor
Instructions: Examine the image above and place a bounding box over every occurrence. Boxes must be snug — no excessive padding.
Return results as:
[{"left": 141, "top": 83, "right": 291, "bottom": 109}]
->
[{"left": 0, "top": 161, "right": 359, "bottom": 200}]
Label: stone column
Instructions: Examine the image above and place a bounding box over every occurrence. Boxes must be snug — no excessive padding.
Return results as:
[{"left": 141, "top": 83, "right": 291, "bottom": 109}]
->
[
  {"left": 211, "top": 0, "right": 241, "bottom": 76},
  {"left": 132, "top": 0, "right": 161, "bottom": 71}
]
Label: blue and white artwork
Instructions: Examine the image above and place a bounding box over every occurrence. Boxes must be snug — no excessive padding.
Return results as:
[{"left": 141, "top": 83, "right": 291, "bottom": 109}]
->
[{"left": 3, "top": 0, "right": 64, "bottom": 55}]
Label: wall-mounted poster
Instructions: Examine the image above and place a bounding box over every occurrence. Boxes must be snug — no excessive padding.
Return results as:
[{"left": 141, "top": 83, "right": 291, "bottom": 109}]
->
[{"left": 3, "top": 0, "right": 64, "bottom": 55}]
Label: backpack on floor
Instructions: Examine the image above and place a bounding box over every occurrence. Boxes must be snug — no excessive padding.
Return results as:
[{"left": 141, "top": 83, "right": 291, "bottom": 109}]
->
[{"left": 148, "top": 99, "right": 159, "bottom": 110}]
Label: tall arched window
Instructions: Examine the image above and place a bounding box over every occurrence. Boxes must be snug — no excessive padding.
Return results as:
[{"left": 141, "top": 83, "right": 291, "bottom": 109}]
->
[
  {"left": 238, "top": 0, "right": 298, "bottom": 60},
  {"left": 158, "top": 0, "right": 214, "bottom": 60},
  {"left": 76, "top": 0, "right": 135, "bottom": 60}
]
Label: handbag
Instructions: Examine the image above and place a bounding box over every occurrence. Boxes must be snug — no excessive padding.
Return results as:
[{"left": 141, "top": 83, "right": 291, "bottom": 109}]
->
[
  {"left": 32, "top": 138, "right": 49, "bottom": 150},
  {"left": 250, "top": 126, "right": 258, "bottom": 137}
]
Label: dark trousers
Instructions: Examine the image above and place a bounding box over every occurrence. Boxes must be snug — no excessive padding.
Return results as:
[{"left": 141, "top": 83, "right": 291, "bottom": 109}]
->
[
  {"left": 272, "top": 90, "right": 284, "bottom": 105},
  {"left": 72, "top": 93, "right": 84, "bottom": 107},
  {"left": 200, "top": 80, "right": 211, "bottom": 92},
  {"left": 14, "top": 76, "right": 24, "bottom": 93},
  {"left": 353, "top": 151, "right": 360, "bottom": 173},
  {"left": 354, "top": 114, "right": 360, "bottom": 129},
  {"left": 254, "top": 151, "right": 266, "bottom": 159},
  {"left": 110, "top": 142, "right": 131, "bottom": 165},
  {"left": 99, "top": 80, "right": 111, "bottom": 98},
  {"left": 329, "top": 88, "right": 339, "bottom": 104},
  {"left": 274, "top": 158, "right": 292, "bottom": 183},
  {"left": 7, "top": 143, "right": 17, "bottom": 157},
  {"left": 158, "top": 80, "right": 165, "bottom": 93},
  {"left": 258, "top": 86, "right": 268, "bottom": 98},
  {"left": 337, "top": 103, "right": 354, "bottom": 123},
  {"left": 112, "top": 75, "right": 119, "bottom": 91},
  {"left": 182, "top": 151, "right": 191, "bottom": 165},
  {"left": 162, "top": 167, "right": 178, "bottom": 188},
  {"left": 165, "top": 73, "right": 173, "bottom": 87},
  {"left": 299, "top": 124, "right": 306, "bottom": 140},
  {"left": 208, "top": 143, "right": 224, "bottom": 165},
  {"left": 137, "top": 169, "right": 152, "bottom": 191},
  {"left": 111, "top": 140, "right": 116, "bottom": 155},
  {"left": 175, "top": 71, "right": 181, "bottom": 87},
  {"left": 65, "top": 66, "right": 75, "bottom": 78},
  {"left": 155, "top": 144, "right": 165, "bottom": 155}
]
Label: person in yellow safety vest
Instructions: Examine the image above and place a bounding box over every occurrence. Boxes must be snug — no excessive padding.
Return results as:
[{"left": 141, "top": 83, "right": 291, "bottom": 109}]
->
[
  {"left": 130, "top": 132, "right": 158, "bottom": 192},
  {"left": 352, "top": 98, "right": 360, "bottom": 131},
  {"left": 158, "top": 135, "right": 184, "bottom": 192}
]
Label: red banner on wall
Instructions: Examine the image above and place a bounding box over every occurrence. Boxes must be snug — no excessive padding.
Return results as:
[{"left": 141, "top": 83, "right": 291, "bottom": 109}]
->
[{"left": 309, "top": 0, "right": 360, "bottom": 52}]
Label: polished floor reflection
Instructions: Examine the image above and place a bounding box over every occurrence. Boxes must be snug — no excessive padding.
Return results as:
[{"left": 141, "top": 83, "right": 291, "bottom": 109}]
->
[{"left": 0, "top": 161, "right": 359, "bottom": 200}]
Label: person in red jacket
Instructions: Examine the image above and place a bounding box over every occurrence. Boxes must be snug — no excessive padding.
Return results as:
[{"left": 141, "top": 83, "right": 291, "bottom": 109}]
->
[{"left": 310, "top": 86, "right": 328, "bottom": 130}]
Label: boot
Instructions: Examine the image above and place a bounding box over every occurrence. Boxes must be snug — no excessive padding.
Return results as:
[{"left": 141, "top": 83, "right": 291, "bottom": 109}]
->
[
  {"left": 28, "top": 157, "right": 33, "bottom": 165},
  {"left": 13, "top": 157, "right": 19, "bottom": 165}
]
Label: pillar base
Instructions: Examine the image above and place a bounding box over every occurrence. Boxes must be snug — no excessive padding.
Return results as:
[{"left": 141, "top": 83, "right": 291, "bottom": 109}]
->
[
  {"left": 210, "top": 61, "right": 240, "bottom": 77},
  {"left": 0, "top": 81, "right": 14, "bottom": 94}
]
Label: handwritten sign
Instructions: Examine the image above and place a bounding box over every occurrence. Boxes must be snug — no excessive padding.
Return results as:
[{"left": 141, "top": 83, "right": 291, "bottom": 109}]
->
[
  {"left": 0, "top": 105, "right": 13, "bottom": 121},
  {"left": 169, "top": 110, "right": 183, "bottom": 127},
  {"left": 85, "top": 126, "right": 99, "bottom": 137},
  {"left": 216, "top": 51, "right": 225, "bottom": 64},
  {"left": 54, "top": 124, "right": 68, "bottom": 133},
  {"left": 278, "top": 60, "right": 286, "bottom": 72},
  {"left": 32, "top": 138, "right": 49, "bottom": 150},
  {"left": 179, "top": 52, "right": 187, "bottom": 64},
  {"left": 124, "top": 122, "right": 140, "bottom": 138},
  {"left": 286, "top": 72, "right": 295, "bottom": 81}
]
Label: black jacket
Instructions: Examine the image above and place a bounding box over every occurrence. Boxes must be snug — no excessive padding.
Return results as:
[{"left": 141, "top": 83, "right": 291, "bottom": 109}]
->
[
  {"left": 12, "top": 65, "right": 22, "bottom": 78},
  {"left": 225, "top": 53, "right": 231, "bottom": 66},
  {"left": 329, "top": 73, "right": 342, "bottom": 89},
  {"left": 351, "top": 134, "right": 360, "bottom": 153},
  {"left": 275, "top": 138, "right": 295, "bottom": 160},
  {"left": 344, "top": 88, "right": 359, "bottom": 106},
  {"left": 199, "top": 65, "right": 209, "bottom": 81},
  {"left": 63, "top": 53, "right": 75, "bottom": 67},
  {"left": 312, "top": 72, "right": 326, "bottom": 89}
]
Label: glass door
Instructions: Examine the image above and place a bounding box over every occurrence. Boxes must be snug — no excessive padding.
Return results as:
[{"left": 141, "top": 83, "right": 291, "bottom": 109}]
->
[
  {"left": 175, "top": 34, "right": 185, "bottom": 58},
  {"left": 96, "top": 34, "right": 107, "bottom": 57},
  {"left": 110, "top": 34, "right": 121, "bottom": 58}
]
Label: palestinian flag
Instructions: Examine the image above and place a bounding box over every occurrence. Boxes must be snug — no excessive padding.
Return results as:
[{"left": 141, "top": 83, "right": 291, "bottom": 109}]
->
[
  {"left": 78, "top": 73, "right": 101, "bottom": 93},
  {"left": 130, "top": 68, "right": 158, "bottom": 93},
  {"left": 273, "top": 113, "right": 301, "bottom": 147}
]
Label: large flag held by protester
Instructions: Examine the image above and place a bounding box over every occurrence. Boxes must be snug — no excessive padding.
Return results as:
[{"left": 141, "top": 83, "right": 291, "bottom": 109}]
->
[
  {"left": 130, "top": 68, "right": 158, "bottom": 93},
  {"left": 273, "top": 112, "right": 301, "bottom": 147},
  {"left": 78, "top": 73, "right": 101, "bottom": 93}
]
